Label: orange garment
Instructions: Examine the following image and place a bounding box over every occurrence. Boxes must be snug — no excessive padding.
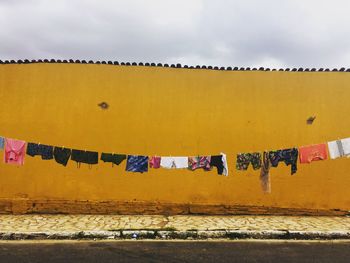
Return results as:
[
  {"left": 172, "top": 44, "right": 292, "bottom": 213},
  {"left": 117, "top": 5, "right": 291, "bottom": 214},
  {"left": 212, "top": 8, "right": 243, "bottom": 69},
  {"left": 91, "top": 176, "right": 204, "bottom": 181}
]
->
[{"left": 299, "top": 143, "right": 328, "bottom": 164}]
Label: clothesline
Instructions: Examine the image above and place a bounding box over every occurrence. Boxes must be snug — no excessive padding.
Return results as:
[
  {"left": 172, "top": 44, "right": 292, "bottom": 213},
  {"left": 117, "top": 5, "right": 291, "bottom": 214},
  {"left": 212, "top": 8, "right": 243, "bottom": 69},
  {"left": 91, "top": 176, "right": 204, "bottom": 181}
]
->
[
  {"left": 0, "top": 135, "right": 349, "bottom": 194},
  {"left": 0, "top": 135, "right": 348, "bottom": 165},
  {"left": 0, "top": 134, "right": 224, "bottom": 156},
  {"left": 0, "top": 133, "right": 344, "bottom": 158},
  {"left": 0, "top": 136, "right": 228, "bottom": 174}
]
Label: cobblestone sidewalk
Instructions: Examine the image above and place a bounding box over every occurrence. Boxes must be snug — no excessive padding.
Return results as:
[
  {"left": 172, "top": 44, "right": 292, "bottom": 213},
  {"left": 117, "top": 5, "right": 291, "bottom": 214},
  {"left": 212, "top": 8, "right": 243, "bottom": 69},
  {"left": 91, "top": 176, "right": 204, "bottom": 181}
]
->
[{"left": 0, "top": 215, "right": 350, "bottom": 240}]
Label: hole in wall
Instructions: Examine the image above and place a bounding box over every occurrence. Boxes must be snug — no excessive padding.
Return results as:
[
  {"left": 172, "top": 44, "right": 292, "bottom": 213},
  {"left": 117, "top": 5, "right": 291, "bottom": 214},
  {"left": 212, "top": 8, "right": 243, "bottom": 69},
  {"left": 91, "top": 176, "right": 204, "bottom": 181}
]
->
[
  {"left": 306, "top": 116, "right": 316, "bottom": 125},
  {"left": 98, "top": 102, "right": 109, "bottom": 110}
]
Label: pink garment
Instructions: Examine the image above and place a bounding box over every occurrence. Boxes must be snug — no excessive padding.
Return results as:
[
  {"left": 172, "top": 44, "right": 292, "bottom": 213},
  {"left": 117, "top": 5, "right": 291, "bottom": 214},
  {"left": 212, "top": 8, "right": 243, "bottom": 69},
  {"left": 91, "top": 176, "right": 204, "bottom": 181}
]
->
[
  {"left": 4, "top": 138, "right": 26, "bottom": 165},
  {"left": 188, "top": 156, "right": 211, "bottom": 171},
  {"left": 149, "top": 156, "right": 161, "bottom": 168}
]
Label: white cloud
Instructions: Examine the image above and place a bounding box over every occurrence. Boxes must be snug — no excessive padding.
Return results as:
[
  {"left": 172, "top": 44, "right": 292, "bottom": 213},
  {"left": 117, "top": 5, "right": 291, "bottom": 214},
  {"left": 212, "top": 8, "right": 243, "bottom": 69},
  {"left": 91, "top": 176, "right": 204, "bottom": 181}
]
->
[{"left": 0, "top": 0, "right": 349, "bottom": 68}]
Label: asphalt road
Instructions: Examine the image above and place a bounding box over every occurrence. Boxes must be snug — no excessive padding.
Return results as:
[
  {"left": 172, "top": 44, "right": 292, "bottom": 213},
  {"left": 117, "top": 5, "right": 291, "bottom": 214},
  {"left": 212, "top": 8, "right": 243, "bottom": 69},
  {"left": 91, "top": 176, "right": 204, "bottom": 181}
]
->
[{"left": 0, "top": 240, "right": 349, "bottom": 263}]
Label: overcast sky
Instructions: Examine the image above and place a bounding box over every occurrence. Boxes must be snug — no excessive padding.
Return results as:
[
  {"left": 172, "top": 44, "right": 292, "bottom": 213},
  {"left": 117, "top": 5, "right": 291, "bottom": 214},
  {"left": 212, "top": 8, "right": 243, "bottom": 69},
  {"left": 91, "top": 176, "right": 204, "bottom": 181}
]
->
[{"left": 1, "top": 0, "right": 350, "bottom": 68}]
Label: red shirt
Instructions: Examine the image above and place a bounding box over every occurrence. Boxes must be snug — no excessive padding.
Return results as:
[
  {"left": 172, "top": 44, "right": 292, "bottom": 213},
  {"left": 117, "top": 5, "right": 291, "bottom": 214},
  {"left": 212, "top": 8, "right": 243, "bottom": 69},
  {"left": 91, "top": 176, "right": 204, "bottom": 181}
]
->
[{"left": 299, "top": 143, "right": 328, "bottom": 164}]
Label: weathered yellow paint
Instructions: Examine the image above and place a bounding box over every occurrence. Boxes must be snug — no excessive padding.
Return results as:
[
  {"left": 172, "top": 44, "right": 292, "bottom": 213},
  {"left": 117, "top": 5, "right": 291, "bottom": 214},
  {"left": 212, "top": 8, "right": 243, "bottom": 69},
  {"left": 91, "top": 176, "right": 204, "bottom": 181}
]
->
[{"left": 0, "top": 63, "right": 349, "bottom": 214}]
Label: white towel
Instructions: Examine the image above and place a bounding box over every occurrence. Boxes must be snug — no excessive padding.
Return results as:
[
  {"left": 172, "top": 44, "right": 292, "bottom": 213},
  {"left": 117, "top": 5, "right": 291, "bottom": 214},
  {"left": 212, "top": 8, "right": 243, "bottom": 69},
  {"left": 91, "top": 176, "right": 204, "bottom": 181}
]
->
[
  {"left": 221, "top": 152, "right": 229, "bottom": 176},
  {"left": 328, "top": 137, "right": 350, "bottom": 159},
  {"left": 160, "top": 157, "right": 188, "bottom": 169}
]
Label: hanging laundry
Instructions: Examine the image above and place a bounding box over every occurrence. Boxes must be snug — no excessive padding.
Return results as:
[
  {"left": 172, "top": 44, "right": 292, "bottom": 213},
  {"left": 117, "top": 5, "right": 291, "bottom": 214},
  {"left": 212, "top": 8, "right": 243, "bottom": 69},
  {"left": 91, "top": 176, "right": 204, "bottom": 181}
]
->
[
  {"left": 268, "top": 148, "right": 298, "bottom": 175},
  {"left": 4, "top": 138, "right": 26, "bottom": 165},
  {"left": 71, "top": 149, "right": 98, "bottom": 167},
  {"left": 188, "top": 156, "right": 211, "bottom": 171},
  {"left": 236, "top": 152, "right": 262, "bottom": 170},
  {"left": 101, "top": 153, "right": 126, "bottom": 166},
  {"left": 53, "top": 147, "right": 71, "bottom": 166},
  {"left": 26, "top": 143, "right": 39, "bottom": 156},
  {"left": 126, "top": 155, "right": 148, "bottom": 173},
  {"left": 209, "top": 153, "right": 228, "bottom": 176},
  {"left": 149, "top": 156, "right": 161, "bottom": 168},
  {"left": 71, "top": 149, "right": 85, "bottom": 165},
  {"left": 299, "top": 143, "right": 328, "bottom": 163},
  {"left": 83, "top": 151, "right": 98, "bottom": 165},
  {"left": 210, "top": 155, "right": 224, "bottom": 175},
  {"left": 328, "top": 138, "right": 350, "bottom": 159},
  {"left": 221, "top": 153, "right": 229, "bottom": 176},
  {"left": 0, "top": 136, "right": 4, "bottom": 150},
  {"left": 260, "top": 151, "right": 271, "bottom": 193},
  {"left": 26, "top": 143, "right": 53, "bottom": 160},
  {"left": 160, "top": 157, "right": 188, "bottom": 169}
]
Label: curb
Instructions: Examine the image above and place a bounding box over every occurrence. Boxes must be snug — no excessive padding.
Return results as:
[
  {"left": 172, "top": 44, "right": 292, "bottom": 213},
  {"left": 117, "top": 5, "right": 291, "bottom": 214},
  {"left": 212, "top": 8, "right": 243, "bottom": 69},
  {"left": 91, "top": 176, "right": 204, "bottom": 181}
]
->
[{"left": 1, "top": 230, "right": 350, "bottom": 240}]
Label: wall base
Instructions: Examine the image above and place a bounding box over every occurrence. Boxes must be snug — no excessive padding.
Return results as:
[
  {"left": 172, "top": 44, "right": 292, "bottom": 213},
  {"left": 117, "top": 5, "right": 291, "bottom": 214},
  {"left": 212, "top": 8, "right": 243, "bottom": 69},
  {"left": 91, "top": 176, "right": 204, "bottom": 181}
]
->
[{"left": 0, "top": 199, "right": 347, "bottom": 216}]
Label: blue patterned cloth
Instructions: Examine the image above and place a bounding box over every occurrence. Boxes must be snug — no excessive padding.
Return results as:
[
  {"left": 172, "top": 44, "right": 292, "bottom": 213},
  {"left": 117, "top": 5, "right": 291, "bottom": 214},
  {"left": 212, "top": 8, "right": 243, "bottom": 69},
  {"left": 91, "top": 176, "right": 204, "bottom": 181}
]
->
[
  {"left": 126, "top": 155, "right": 148, "bottom": 173},
  {"left": 0, "top": 137, "right": 4, "bottom": 150}
]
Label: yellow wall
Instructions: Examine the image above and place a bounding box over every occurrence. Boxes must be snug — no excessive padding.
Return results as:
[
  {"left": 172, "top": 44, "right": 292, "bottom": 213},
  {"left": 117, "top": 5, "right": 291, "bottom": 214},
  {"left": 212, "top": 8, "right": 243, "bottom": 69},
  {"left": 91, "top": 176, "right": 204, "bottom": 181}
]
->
[{"left": 0, "top": 63, "right": 349, "bottom": 213}]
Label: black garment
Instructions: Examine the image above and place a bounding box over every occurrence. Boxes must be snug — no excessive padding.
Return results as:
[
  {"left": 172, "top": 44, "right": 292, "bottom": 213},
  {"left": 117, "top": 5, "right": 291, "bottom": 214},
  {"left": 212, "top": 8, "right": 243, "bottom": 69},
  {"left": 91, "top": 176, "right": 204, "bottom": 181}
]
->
[
  {"left": 268, "top": 148, "right": 298, "bottom": 175},
  {"left": 210, "top": 155, "right": 224, "bottom": 175},
  {"left": 26, "top": 143, "right": 39, "bottom": 156},
  {"left": 71, "top": 149, "right": 98, "bottom": 166},
  {"left": 85, "top": 151, "right": 99, "bottom": 165},
  {"left": 71, "top": 149, "right": 85, "bottom": 163},
  {"left": 101, "top": 153, "right": 126, "bottom": 166},
  {"left": 53, "top": 147, "right": 71, "bottom": 166},
  {"left": 26, "top": 142, "right": 53, "bottom": 160}
]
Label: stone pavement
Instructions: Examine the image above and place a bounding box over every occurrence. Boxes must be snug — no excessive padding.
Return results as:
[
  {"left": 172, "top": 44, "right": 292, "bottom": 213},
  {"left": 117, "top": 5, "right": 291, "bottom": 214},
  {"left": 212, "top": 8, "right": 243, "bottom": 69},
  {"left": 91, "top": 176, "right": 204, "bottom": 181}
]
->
[{"left": 0, "top": 215, "right": 350, "bottom": 240}]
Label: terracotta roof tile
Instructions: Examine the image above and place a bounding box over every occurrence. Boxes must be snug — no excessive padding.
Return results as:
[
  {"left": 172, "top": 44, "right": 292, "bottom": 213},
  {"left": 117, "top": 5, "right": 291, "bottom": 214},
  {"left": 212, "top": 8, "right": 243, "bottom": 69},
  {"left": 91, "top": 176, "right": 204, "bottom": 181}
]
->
[{"left": 0, "top": 59, "right": 348, "bottom": 73}]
